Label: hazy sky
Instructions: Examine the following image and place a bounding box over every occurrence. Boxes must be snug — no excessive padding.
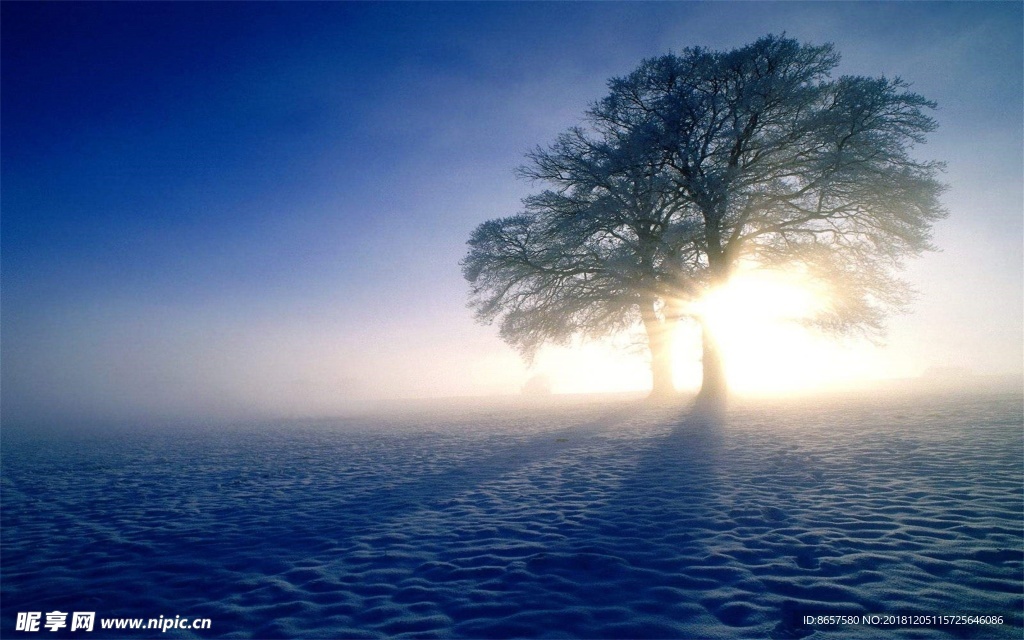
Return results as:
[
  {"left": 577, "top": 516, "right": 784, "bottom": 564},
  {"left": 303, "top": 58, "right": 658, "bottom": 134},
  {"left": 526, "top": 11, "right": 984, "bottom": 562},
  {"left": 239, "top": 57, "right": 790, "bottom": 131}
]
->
[{"left": 3, "top": 2, "right": 1021, "bottom": 424}]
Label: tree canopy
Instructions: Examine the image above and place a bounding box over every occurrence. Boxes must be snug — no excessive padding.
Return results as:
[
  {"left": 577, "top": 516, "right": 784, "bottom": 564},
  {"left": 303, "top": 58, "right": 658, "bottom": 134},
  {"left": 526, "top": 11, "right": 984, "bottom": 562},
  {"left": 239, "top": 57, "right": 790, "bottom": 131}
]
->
[{"left": 463, "top": 34, "right": 946, "bottom": 400}]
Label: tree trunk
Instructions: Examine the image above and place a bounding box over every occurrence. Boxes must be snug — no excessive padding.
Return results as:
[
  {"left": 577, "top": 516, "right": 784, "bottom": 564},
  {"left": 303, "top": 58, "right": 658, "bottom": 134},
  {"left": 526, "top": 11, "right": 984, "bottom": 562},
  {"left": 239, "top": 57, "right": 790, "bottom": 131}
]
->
[
  {"left": 697, "top": 320, "right": 727, "bottom": 404},
  {"left": 700, "top": 220, "right": 730, "bottom": 404},
  {"left": 641, "top": 300, "right": 676, "bottom": 398},
  {"left": 649, "top": 331, "right": 675, "bottom": 398}
]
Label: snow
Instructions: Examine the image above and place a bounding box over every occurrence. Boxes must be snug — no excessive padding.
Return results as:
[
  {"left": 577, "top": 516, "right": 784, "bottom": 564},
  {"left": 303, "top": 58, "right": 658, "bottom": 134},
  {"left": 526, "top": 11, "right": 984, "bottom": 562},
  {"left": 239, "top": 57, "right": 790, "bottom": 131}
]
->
[{"left": 2, "top": 390, "right": 1021, "bottom": 638}]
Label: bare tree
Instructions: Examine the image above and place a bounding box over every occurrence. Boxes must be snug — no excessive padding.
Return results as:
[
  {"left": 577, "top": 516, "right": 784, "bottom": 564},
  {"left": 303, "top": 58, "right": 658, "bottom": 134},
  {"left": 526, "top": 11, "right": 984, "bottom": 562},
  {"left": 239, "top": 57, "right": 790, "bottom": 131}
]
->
[
  {"left": 463, "top": 124, "right": 701, "bottom": 396},
  {"left": 464, "top": 35, "right": 946, "bottom": 401}
]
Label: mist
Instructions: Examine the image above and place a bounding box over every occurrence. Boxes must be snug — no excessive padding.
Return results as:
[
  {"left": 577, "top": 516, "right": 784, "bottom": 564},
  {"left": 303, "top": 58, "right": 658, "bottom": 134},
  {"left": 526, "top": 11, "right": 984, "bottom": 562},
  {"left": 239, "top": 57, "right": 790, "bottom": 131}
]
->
[{"left": 2, "top": 2, "right": 1021, "bottom": 427}]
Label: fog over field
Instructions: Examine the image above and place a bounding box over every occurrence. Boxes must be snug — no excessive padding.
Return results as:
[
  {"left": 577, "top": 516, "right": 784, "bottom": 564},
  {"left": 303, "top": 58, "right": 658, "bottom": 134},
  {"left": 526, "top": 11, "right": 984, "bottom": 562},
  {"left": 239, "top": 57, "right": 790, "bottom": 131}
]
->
[
  {"left": 2, "top": 6, "right": 1022, "bottom": 637},
  {"left": 3, "top": 392, "right": 1022, "bottom": 638},
  {"left": 2, "top": 2, "right": 1021, "bottom": 425}
]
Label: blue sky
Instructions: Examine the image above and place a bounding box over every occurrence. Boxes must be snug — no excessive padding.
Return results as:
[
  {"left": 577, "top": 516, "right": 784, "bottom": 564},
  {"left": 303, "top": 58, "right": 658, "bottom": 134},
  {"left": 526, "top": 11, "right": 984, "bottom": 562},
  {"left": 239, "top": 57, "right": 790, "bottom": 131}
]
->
[{"left": 3, "top": 2, "right": 1021, "bottom": 423}]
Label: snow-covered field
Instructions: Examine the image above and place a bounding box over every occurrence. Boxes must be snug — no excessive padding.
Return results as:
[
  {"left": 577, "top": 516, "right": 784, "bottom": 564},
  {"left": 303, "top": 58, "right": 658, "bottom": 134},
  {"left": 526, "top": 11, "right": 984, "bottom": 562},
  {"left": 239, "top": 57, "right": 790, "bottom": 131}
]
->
[{"left": 2, "top": 390, "right": 1021, "bottom": 638}]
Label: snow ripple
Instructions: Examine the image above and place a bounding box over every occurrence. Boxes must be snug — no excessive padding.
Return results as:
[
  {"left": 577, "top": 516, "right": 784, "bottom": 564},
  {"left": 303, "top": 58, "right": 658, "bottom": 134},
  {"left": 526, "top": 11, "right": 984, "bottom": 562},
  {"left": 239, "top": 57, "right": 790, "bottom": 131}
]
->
[{"left": 2, "top": 392, "right": 1021, "bottom": 638}]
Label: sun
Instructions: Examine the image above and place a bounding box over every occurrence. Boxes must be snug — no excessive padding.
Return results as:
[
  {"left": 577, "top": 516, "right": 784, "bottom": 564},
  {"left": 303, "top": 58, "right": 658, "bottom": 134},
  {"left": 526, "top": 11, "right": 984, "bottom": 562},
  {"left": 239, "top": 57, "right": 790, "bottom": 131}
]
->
[
  {"left": 677, "top": 267, "right": 877, "bottom": 396},
  {"left": 525, "top": 266, "right": 888, "bottom": 398}
]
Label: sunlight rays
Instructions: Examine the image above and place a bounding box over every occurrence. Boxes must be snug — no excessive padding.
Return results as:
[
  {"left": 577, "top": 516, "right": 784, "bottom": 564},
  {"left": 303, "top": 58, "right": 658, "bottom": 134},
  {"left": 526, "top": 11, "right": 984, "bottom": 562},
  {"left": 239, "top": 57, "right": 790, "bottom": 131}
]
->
[
  {"left": 679, "top": 267, "right": 880, "bottom": 396},
  {"left": 527, "top": 268, "right": 906, "bottom": 399}
]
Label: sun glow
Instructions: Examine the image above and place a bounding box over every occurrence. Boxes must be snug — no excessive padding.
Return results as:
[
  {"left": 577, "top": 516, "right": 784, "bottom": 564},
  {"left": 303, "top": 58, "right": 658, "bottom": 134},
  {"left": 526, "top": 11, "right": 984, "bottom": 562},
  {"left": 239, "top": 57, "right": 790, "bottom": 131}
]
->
[
  {"left": 524, "top": 268, "right": 897, "bottom": 398},
  {"left": 679, "top": 268, "right": 879, "bottom": 396},
  {"left": 533, "top": 339, "right": 651, "bottom": 395}
]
